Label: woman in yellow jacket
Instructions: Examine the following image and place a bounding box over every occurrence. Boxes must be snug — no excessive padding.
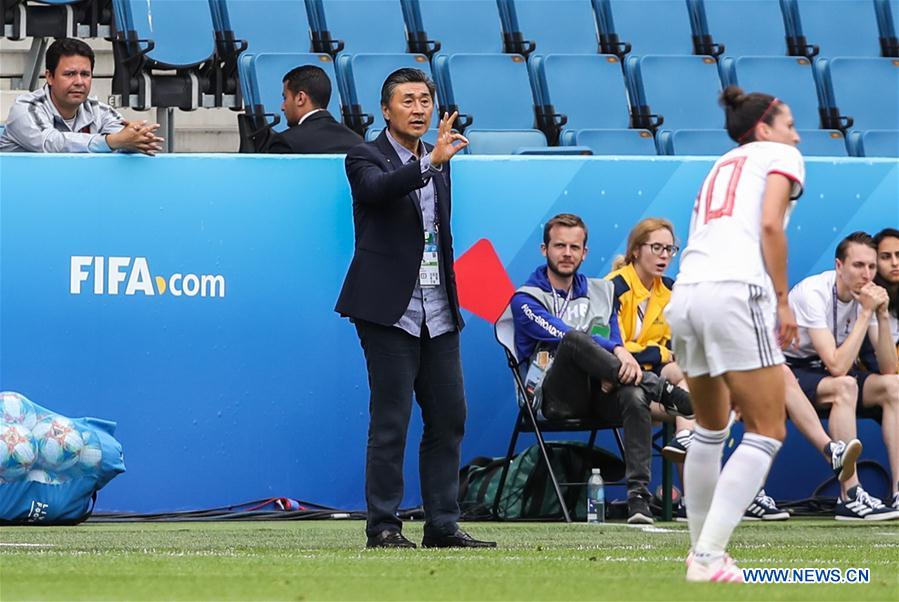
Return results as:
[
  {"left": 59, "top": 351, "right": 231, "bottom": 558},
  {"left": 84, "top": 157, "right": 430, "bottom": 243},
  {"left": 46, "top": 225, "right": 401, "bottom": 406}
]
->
[{"left": 605, "top": 218, "right": 693, "bottom": 461}]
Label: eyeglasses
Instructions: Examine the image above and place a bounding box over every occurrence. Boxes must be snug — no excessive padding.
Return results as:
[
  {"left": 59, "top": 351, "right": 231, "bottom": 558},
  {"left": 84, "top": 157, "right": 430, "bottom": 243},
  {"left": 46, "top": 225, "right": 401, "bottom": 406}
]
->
[{"left": 642, "top": 242, "right": 679, "bottom": 257}]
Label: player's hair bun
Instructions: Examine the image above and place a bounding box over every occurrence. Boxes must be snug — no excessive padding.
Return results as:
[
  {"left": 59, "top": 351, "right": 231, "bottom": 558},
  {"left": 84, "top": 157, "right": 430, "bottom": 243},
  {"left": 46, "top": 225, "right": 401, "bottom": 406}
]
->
[{"left": 720, "top": 85, "right": 745, "bottom": 110}]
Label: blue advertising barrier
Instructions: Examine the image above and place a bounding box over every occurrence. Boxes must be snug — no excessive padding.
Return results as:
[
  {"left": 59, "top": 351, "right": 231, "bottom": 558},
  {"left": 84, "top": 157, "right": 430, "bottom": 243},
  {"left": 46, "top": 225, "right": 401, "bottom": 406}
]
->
[{"left": 1, "top": 154, "right": 896, "bottom": 512}]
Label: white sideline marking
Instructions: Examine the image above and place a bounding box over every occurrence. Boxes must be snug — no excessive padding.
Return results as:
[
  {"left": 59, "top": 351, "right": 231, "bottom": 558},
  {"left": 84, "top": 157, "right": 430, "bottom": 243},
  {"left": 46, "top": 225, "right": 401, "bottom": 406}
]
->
[{"left": 0, "top": 543, "right": 55, "bottom": 547}]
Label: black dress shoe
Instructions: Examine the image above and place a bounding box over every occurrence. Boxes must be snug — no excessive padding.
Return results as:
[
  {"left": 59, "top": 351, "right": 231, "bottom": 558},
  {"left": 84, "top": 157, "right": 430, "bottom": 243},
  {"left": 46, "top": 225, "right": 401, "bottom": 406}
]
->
[
  {"left": 366, "top": 530, "right": 417, "bottom": 548},
  {"left": 421, "top": 528, "right": 496, "bottom": 548}
]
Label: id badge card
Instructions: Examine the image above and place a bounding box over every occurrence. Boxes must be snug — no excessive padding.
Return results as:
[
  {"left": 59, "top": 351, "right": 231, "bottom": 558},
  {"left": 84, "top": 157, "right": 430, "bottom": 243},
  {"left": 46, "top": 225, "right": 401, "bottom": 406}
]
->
[
  {"left": 591, "top": 323, "right": 611, "bottom": 338},
  {"left": 420, "top": 231, "right": 440, "bottom": 287}
]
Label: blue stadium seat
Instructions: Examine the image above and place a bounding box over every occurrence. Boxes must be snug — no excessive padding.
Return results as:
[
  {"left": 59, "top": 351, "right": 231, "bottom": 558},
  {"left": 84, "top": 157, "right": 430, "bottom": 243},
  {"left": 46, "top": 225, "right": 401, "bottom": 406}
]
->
[
  {"left": 720, "top": 56, "right": 823, "bottom": 129},
  {"left": 316, "top": 0, "right": 412, "bottom": 54},
  {"left": 788, "top": 0, "right": 884, "bottom": 58},
  {"left": 658, "top": 129, "right": 734, "bottom": 155},
  {"left": 626, "top": 54, "right": 723, "bottom": 131},
  {"left": 510, "top": 0, "right": 602, "bottom": 54},
  {"left": 817, "top": 57, "right": 899, "bottom": 130},
  {"left": 337, "top": 53, "right": 434, "bottom": 132},
  {"left": 4, "top": 0, "right": 112, "bottom": 39},
  {"left": 465, "top": 129, "right": 548, "bottom": 154},
  {"left": 111, "top": 0, "right": 217, "bottom": 110},
  {"left": 693, "top": 0, "right": 790, "bottom": 57},
  {"left": 434, "top": 53, "right": 536, "bottom": 130},
  {"left": 531, "top": 53, "right": 653, "bottom": 146},
  {"left": 561, "top": 128, "right": 657, "bottom": 154},
  {"left": 216, "top": 0, "right": 315, "bottom": 53},
  {"left": 243, "top": 53, "right": 342, "bottom": 132},
  {"left": 532, "top": 54, "right": 631, "bottom": 128},
  {"left": 797, "top": 130, "right": 849, "bottom": 156},
  {"left": 413, "top": 0, "right": 510, "bottom": 55},
  {"left": 847, "top": 129, "right": 899, "bottom": 156},
  {"left": 598, "top": 0, "right": 701, "bottom": 56},
  {"left": 878, "top": 0, "right": 899, "bottom": 55},
  {"left": 365, "top": 128, "right": 439, "bottom": 146}
]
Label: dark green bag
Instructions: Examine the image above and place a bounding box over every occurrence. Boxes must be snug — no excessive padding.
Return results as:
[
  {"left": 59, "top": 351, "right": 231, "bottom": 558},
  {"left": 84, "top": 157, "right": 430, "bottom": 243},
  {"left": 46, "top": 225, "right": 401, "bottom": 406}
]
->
[{"left": 459, "top": 441, "right": 626, "bottom": 520}]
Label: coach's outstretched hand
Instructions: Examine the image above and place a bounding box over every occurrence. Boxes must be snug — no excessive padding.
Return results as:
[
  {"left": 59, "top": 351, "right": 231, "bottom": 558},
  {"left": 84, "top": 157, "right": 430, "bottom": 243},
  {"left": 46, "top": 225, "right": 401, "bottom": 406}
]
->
[{"left": 429, "top": 111, "right": 468, "bottom": 166}]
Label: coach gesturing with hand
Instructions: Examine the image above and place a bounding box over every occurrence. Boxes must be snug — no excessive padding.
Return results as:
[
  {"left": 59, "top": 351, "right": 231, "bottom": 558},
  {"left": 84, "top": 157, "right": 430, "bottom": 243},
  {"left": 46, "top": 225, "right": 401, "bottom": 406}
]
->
[{"left": 336, "top": 68, "right": 494, "bottom": 549}]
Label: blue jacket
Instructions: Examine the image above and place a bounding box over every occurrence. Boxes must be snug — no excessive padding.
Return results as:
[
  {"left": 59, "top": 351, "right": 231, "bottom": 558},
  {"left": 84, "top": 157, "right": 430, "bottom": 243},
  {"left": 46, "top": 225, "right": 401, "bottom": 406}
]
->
[{"left": 510, "top": 266, "right": 623, "bottom": 363}]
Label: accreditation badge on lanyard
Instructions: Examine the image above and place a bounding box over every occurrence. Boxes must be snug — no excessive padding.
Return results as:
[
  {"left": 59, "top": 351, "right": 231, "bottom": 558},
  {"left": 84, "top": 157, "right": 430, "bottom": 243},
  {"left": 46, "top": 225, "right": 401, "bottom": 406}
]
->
[{"left": 420, "top": 230, "right": 440, "bottom": 287}]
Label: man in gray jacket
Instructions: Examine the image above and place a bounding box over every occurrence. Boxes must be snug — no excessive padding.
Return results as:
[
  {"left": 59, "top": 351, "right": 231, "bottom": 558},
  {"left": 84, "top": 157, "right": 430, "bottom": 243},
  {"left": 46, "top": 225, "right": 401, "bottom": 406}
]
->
[{"left": 0, "top": 38, "right": 162, "bottom": 154}]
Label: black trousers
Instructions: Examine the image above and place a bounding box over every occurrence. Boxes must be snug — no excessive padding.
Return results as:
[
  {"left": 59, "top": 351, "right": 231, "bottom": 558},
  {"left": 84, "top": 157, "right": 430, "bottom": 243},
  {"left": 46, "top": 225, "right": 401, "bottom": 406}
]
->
[
  {"left": 541, "top": 330, "right": 654, "bottom": 499},
  {"left": 355, "top": 320, "right": 466, "bottom": 538}
]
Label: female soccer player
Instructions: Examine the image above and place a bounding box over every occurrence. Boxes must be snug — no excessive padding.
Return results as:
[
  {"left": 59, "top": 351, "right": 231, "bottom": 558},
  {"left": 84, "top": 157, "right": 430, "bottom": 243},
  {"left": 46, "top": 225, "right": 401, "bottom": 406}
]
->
[{"left": 665, "top": 86, "right": 803, "bottom": 582}]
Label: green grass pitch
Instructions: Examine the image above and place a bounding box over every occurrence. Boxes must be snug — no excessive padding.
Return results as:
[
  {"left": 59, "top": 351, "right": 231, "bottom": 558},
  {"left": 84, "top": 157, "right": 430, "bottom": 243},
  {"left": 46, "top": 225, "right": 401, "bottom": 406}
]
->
[{"left": 1, "top": 519, "right": 897, "bottom": 601}]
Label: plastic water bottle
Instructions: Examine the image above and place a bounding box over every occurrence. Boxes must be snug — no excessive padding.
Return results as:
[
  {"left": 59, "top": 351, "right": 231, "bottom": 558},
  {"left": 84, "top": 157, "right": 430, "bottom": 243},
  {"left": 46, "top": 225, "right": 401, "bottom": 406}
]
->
[{"left": 586, "top": 468, "right": 605, "bottom": 524}]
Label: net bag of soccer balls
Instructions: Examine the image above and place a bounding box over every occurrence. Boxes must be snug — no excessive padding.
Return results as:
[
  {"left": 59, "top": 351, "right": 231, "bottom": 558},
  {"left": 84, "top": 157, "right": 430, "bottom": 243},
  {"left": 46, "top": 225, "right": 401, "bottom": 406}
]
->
[{"left": 0, "top": 391, "right": 125, "bottom": 524}]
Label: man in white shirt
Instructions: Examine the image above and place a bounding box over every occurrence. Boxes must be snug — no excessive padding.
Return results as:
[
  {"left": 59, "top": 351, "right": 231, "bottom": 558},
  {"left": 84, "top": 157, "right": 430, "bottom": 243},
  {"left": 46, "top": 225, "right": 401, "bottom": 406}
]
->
[
  {"left": 786, "top": 231, "right": 899, "bottom": 518},
  {"left": 0, "top": 38, "right": 162, "bottom": 154}
]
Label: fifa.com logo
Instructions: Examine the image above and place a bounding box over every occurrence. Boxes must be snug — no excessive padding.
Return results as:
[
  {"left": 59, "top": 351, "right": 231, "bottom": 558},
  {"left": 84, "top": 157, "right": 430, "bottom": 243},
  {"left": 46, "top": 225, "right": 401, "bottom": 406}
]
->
[{"left": 70, "top": 256, "right": 226, "bottom": 298}]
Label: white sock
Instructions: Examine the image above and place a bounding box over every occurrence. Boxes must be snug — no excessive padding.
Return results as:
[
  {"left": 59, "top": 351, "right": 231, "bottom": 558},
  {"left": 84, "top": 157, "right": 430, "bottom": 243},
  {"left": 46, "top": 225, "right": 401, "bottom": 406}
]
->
[
  {"left": 684, "top": 424, "right": 728, "bottom": 548},
  {"left": 695, "top": 432, "right": 782, "bottom": 558}
]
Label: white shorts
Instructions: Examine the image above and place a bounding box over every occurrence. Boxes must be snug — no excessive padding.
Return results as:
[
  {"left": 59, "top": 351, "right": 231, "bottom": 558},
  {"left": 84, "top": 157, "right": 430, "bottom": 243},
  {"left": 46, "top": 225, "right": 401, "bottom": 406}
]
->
[{"left": 664, "top": 281, "right": 785, "bottom": 377}]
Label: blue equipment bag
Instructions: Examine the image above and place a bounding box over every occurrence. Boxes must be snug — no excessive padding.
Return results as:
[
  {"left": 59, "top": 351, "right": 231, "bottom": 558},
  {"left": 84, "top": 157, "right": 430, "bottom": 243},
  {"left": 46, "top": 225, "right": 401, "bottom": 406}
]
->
[{"left": 0, "top": 392, "right": 125, "bottom": 524}]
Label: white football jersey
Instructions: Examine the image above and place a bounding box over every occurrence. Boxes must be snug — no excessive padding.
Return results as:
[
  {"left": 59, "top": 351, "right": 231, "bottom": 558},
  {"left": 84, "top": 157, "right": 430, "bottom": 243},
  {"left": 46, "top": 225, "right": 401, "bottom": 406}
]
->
[{"left": 675, "top": 141, "right": 805, "bottom": 289}]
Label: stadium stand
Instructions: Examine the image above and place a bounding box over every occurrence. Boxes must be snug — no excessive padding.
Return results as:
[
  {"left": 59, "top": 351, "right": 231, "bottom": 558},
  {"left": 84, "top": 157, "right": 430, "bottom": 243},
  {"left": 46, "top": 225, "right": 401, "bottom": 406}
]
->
[
  {"left": 110, "top": 0, "right": 217, "bottom": 112},
  {"left": 1, "top": 0, "right": 113, "bottom": 40},
  {"left": 597, "top": 0, "right": 706, "bottom": 57},
  {"left": 626, "top": 54, "right": 722, "bottom": 151},
  {"left": 817, "top": 56, "right": 899, "bottom": 156},
  {"left": 508, "top": 0, "right": 601, "bottom": 55},
  {"left": 562, "top": 128, "right": 657, "bottom": 155},
  {"left": 693, "top": 0, "right": 791, "bottom": 57},
  {"left": 315, "top": 0, "right": 411, "bottom": 54},
  {"left": 657, "top": 128, "right": 732, "bottom": 155},
  {"left": 848, "top": 129, "right": 899, "bottom": 156},
  {"left": 464, "top": 128, "right": 548, "bottom": 154},
  {"left": 530, "top": 53, "right": 654, "bottom": 151},
  {"left": 786, "top": 0, "right": 884, "bottom": 58},
  {"left": 2, "top": 0, "right": 884, "bottom": 154},
  {"left": 433, "top": 53, "right": 536, "bottom": 131},
  {"left": 412, "top": 0, "right": 511, "bottom": 56},
  {"left": 817, "top": 57, "right": 899, "bottom": 131}
]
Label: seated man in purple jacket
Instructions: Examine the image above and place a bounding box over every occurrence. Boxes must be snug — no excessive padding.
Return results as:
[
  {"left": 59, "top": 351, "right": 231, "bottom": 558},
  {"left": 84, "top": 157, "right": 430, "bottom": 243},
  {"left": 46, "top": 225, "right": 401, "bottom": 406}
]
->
[{"left": 507, "top": 213, "right": 693, "bottom": 525}]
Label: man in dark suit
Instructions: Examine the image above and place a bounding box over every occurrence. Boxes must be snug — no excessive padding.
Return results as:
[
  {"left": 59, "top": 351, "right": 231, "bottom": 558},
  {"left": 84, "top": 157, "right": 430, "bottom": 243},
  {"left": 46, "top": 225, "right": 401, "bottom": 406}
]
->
[
  {"left": 336, "top": 68, "right": 495, "bottom": 549},
  {"left": 253, "top": 65, "right": 361, "bottom": 154}
]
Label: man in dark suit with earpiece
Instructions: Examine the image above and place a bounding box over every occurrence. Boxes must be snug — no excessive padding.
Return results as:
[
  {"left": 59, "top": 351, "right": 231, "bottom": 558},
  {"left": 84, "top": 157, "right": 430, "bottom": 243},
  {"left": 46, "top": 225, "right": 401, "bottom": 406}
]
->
[{"left": 253, "top": 64, "right": 360, "bottom": 154}]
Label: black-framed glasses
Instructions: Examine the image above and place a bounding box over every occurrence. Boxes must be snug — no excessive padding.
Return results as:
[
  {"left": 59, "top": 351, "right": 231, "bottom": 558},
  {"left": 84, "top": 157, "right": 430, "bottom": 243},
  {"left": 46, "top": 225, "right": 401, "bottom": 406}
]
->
[{"left": 642, "top": 242, "right": 679, "bottom": 257}]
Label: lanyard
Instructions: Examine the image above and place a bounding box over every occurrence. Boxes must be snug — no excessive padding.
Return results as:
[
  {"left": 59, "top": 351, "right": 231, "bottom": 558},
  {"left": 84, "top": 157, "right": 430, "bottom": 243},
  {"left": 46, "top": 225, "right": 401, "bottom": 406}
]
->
[
  {"left": 552, "top": 286, "right": 572, "bottom": 319},
  {"left": 832, "top": 285, "right": 857, "bottom": 344}
]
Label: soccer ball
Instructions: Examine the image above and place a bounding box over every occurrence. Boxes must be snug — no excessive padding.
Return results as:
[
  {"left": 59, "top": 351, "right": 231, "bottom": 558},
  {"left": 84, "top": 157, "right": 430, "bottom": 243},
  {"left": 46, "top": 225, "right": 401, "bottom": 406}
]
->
[
  {"left": 0, "top": 392, "right": 38, "bottom": 430},
  {"left": 78, "top": 430, "right": 103, "bottom": 471},
  {"left": 32, "top": 416, "right": 83, "bottom": 472},
  {"left": 26, "top": 469, "right": 66, "bottom": 484},
  {"left": 0, "top": 423, "right": 37, "bottom": 479}
]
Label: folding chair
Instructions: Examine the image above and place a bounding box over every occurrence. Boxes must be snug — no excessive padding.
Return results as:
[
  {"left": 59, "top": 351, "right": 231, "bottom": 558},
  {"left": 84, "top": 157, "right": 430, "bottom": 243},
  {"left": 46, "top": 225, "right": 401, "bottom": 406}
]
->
[{"left": 492, "top": 303, "right": 631, "bottom": 523}]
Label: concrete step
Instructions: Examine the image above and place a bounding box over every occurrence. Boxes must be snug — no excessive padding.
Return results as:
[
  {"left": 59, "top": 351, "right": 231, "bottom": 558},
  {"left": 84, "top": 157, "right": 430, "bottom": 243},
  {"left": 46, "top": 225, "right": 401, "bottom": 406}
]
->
[
  {"left": 173, "top": 129, "right": 240, "bottom": 153},
  {"left": 0, "top": 37, "right": 115, "bottom": 79}
]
